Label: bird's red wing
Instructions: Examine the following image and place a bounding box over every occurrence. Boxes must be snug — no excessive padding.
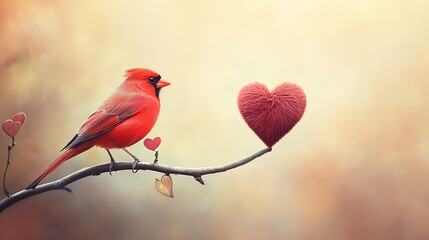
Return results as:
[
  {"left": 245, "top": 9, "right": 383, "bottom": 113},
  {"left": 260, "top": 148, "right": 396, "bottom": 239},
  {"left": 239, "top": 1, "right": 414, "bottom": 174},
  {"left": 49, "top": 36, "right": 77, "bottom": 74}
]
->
[{"left": 63, "top": 93, "right": 146, "bottom": 150}]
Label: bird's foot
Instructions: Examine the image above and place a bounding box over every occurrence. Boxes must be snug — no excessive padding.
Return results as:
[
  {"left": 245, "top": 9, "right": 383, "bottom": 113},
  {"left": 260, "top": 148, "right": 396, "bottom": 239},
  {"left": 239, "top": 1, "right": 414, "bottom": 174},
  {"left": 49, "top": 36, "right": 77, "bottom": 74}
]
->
[
  {"left": 131, "top": 159, "right": 140, "bottom": 173},
  {"left": 109, "top": 160, "right": 116, "bottom": 175},
  {"left": 106, "top": 149, "right": 116, "bottom": 175},
  {"left": 122, "top": 148, "right": 141, "bottom": 173}
]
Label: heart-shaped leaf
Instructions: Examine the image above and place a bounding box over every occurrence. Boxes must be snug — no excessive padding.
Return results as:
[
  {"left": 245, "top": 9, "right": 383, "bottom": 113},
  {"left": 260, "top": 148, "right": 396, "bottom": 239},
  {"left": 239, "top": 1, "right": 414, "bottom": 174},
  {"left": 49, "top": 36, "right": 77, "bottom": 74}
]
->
[
  {"left": 155, "top": 174, "right": 174, "bottom": 198},
  {"left": 2, "top": 119, "right": 22, "bottom": 138},
  {"left": 12, "top": 112, "right": 26, "bottom": 126},
  {"left": 238, "top": 82, "right": 306, "bottom": 147},
  {"left": 144, "top": 137, "right": 161, "bottom": 151}
]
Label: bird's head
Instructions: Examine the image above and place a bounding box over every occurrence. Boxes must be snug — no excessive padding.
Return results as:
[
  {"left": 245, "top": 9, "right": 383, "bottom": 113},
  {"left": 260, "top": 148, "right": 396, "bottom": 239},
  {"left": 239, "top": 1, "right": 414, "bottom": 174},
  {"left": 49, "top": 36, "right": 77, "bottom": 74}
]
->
[{"left": 124, "top": 68, "right": 170, "bottom": 98}]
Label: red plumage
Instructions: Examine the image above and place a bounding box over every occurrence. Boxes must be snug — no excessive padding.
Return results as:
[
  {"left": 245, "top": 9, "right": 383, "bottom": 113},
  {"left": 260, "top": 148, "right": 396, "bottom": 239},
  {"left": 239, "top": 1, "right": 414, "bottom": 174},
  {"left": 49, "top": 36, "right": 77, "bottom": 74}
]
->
[
  {"left": 237, "top": 82, "right": 306, "bottom": 147},
  {"left": 26, "top": 68, "right": 170, "bottom": 189}
]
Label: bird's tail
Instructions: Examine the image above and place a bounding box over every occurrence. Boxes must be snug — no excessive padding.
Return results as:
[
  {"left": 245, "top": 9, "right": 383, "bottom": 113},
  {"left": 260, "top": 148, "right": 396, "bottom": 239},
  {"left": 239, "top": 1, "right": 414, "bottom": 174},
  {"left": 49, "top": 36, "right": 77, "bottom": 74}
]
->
[{"left": 26, "top": 144, "right": 91, "bottom": 189}]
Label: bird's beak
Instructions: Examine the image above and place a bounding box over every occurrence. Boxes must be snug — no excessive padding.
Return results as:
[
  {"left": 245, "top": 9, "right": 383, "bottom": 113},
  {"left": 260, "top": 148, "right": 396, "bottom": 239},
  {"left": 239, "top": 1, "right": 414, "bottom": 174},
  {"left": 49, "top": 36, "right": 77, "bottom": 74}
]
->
[{"left": 157, "top": 78, "right": 171, "bottom": 88}]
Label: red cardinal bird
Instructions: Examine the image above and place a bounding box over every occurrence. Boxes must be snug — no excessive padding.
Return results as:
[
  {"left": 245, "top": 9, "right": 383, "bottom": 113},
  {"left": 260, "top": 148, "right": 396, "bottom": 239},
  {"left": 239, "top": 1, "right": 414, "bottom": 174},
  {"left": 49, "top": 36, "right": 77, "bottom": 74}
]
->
[{"left": 26, "top": 68, "right": 170, "bottom": 189}]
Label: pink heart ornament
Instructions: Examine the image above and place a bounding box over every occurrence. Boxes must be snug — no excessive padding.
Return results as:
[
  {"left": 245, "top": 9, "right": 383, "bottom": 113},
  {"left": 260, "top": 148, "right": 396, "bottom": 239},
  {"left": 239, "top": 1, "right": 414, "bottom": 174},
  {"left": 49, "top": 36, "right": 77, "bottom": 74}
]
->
[
  {"left": 144, "top": 137, "right": 161, "bottom": 151},
  {"left": 12, "top": 112, "right": 26, "bottom": 126},
  {"left": 237, "top": 82, "right": 306, "bottom": 147},
  {"left": 2, "top": 119, "right": 22, "bottom": 138}
]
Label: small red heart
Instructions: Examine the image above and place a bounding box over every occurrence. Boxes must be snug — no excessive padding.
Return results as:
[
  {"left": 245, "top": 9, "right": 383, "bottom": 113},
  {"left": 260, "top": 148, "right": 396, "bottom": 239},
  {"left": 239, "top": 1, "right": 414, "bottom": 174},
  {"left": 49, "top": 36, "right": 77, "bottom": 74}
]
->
[
  {"left": 238, "top": 82, "right": 306, "bottom": 147},
  {"left": 12, "top": 112, "right": 26, "bottom": 126},
  {"left": 2, "top": 119, "right": 22, "bottom": 138},
  {"left": 144, "top": 137, "right": 161, "bottom": 151}
]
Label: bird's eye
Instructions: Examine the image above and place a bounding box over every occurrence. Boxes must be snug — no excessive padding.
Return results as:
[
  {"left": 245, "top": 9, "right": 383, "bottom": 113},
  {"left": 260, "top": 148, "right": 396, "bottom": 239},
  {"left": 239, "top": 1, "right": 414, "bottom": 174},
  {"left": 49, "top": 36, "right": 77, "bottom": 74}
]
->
[{"left": 148, "top": 77, "right": 156, "bottom": 83}]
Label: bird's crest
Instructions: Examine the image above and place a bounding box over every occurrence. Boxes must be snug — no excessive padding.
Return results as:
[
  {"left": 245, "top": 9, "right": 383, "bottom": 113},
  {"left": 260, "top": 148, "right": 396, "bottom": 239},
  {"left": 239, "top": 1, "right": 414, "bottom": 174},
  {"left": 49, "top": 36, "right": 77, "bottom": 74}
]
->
[{"left": 124, "top": 68, "right": 159, "bottom": 80}]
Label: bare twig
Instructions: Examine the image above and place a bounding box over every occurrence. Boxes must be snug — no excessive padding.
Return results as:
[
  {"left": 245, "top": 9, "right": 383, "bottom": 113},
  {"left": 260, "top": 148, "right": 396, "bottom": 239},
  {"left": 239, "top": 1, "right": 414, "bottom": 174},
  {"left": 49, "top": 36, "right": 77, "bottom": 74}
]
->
[
  {"left": 2, "top": 137, "right": 15, "bottom": 197},
  {"left": 0, "top": 147, "right": 271, "bottom": 212}
]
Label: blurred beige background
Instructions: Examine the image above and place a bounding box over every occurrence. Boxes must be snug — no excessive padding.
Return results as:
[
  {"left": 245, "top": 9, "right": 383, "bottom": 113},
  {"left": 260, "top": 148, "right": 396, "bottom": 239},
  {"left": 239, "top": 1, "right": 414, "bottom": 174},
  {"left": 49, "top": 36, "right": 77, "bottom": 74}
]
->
[{"left": 1, "top": 0, "right": 429, "bottom": 239}]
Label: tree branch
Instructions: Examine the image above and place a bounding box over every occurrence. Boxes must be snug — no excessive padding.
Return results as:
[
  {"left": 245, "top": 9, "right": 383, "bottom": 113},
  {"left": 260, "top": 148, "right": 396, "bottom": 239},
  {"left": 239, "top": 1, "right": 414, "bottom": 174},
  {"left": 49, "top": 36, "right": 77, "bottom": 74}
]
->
[{"left": 0, "top": 147, "right": 272, "bottom": 212}]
